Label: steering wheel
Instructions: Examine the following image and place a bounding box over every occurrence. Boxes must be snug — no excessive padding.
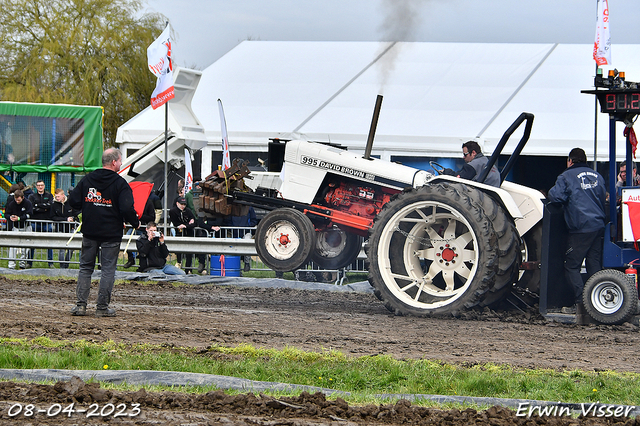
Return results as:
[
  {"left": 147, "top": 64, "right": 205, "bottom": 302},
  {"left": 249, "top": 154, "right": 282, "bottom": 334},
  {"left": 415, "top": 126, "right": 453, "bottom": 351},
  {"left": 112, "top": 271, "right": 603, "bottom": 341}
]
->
[{"left": 429, "top": 161, "right": 446, "bottom": 175}]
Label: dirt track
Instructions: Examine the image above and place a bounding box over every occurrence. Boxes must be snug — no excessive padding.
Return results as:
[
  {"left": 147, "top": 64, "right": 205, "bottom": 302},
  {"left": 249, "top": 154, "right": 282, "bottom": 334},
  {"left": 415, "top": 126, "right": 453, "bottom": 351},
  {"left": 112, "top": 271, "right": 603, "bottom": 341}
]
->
[{"left": 1, "top": 276, "right": 639, "bottom": 425}]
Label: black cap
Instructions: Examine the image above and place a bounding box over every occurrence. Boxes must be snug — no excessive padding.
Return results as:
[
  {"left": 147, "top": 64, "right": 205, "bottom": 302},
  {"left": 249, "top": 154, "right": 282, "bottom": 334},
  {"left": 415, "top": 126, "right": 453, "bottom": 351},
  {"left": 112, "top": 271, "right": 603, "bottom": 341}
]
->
[{"left": 177, "top": 197, "right": 187, "bottom": 204}]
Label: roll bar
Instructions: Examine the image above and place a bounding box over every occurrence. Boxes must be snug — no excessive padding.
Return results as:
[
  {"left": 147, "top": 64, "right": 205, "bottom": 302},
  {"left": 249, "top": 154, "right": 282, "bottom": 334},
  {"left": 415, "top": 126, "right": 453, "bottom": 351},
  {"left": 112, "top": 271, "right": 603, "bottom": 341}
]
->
[{"left": 477, "top": 112, "right": 534, "bottom": 185}]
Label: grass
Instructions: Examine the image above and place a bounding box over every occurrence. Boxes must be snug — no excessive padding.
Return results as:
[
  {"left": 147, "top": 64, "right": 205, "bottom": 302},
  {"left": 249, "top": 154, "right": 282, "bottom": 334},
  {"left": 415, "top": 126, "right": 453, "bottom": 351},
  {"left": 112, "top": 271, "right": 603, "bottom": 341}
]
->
[{"left": 0, "top": 337, "right": 638, "bottom": 407}]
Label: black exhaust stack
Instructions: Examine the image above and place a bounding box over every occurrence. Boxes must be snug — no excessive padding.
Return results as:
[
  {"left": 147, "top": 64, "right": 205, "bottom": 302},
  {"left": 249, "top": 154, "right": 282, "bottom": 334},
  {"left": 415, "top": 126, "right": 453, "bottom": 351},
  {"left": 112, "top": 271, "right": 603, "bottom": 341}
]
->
[{"left": 363, "top": 94, "right": 383, "bottom": 160}]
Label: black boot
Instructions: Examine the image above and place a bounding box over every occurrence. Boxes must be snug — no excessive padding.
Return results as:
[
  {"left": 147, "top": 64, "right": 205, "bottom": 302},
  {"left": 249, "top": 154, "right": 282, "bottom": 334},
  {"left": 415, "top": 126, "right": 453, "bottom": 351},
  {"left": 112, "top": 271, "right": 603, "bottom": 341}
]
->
[{"left": 123, "top": 254, "right": 135, "bottom": 269}]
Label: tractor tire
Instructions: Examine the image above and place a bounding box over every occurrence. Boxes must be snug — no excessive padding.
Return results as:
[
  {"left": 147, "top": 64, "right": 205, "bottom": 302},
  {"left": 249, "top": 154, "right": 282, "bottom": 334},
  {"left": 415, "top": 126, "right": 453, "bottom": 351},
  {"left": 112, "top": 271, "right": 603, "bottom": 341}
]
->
[
  {"left": 582, "top": 269, "right": 638, "bottom": 325},
  {"left": 454, "top": 184, "right": 520, "bottom": 307},
  {"left": 366, "top": 183, "right": 500, "bottom": 316},
  {"left": 310, "top": 226, "right": 363, "bottom": 270},
  {"left": 255, "top": 208, "right": 316, "bottom": 272}
]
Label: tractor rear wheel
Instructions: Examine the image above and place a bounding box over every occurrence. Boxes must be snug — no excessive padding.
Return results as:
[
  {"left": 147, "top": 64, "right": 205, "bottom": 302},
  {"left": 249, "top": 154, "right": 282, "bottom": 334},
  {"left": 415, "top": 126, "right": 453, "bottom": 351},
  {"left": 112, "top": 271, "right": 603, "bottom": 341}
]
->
[
  {"left": 255, "top": 208, "right": 316, "bottom": 272},
  {"left": 582, "top": 269, "right": 638, "bottom": 325},
  {"left": 366, "top": 183, "right": 505, "bottom": 316},
  {"left": 310, "top": 226, "right": 363, "bottom": 270},
  {"left": 455, "top": 185, "right": 520, "bottom": 307}
]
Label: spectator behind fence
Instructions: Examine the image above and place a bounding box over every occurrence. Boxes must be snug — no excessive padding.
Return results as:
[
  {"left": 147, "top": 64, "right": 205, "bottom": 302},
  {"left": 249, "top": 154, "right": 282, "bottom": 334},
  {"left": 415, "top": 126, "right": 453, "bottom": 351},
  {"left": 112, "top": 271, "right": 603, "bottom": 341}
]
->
[
  {"left": 5, "top": 183, "right": 21, "bottom": 230},
  {"left": 18, "top": 181, "right": 34, "bottom": 200},
  {"left": 29, "top": 180, "right": 54, "bottom": 268},
  {"left": 173, "top": 178, "right": 185, "bottom": 206},
  {"left": 136, "top": 221, "right": 185, "bottom": 275},
  {"left": 615, "top": 161, "right": 639, "bottom": 189},
  {"left": 5, "top": 189, "right": 33, "bottom": 269},
  {"left": 169, "top": 196, "right": 196, "bottom": 273},
  {"left": 6, "top": 182, "right": 33, "bottom": 215},
  {"left": 51, "top": 188, "right": 79, "bottom": 269}
]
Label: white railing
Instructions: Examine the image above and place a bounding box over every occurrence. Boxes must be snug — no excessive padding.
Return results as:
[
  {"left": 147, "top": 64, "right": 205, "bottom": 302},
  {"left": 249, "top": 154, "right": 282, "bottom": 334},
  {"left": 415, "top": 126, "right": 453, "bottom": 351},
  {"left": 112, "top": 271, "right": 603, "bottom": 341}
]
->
[{"left": 0, "top": 219, "right": 368, "bottom": 276}]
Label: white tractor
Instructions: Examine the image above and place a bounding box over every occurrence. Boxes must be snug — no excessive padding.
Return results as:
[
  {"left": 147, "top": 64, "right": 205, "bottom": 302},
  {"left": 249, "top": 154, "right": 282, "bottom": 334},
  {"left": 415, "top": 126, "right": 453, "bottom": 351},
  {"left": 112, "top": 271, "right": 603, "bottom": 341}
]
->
[{"left": 199, "top": 102, "right": 545, "bottom": 317}]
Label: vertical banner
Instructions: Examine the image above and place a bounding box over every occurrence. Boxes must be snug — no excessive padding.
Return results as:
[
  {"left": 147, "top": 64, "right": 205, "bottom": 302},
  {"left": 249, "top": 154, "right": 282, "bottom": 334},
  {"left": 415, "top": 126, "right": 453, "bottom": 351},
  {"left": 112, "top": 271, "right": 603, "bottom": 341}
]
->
[
  {"left": 594, "top": 0, "right": 611, "bottom": 66},
  {"left": 217, "top": 99, "right": 231, "bottom": 170},
  {"left": 184, "top": 148, "right": 193, "bottom": 194},
  {"left": 147, "top": 26, "right": 175, "bottom": 109}
]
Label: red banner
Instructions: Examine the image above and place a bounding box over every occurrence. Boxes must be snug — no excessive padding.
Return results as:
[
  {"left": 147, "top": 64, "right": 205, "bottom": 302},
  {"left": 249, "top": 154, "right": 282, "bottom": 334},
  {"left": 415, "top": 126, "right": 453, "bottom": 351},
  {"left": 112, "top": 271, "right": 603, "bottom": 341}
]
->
[{"left": 129, "top": 182, "right": 153, "bottom": 218}]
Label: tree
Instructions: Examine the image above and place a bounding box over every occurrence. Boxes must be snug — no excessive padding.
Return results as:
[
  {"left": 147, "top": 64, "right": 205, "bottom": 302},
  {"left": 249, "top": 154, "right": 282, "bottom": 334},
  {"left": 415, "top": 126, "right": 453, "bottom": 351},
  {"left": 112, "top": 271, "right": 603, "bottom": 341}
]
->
[{"left": 0, "top": 0, "right": 166, "bottom": 146}]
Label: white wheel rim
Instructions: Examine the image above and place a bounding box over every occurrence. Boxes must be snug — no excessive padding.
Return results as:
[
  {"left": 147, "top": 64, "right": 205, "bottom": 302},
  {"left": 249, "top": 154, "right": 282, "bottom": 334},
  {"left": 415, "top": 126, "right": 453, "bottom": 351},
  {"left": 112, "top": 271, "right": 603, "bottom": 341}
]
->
[
  {"left": 377, "top": 200, "right": 479, "bottom": 309},
  {"left": 590, "top": 281, "right": 624, "bottom": 314},
  {"left": 264, "top": 219, "right": 302, "bottom": 261},
  {"left": 315, "top": 228, "right": 347, "bottom": 259},
  {"left": 518, "top": 238, "right": 529, "bottom": 281}
]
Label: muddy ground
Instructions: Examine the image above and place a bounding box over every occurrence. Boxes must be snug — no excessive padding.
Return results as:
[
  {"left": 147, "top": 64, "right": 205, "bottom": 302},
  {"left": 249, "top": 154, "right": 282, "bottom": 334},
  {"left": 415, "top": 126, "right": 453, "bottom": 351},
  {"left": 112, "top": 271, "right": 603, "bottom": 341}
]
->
[{"left": 0, "top": 275, "right": 639, "bottom": 425}]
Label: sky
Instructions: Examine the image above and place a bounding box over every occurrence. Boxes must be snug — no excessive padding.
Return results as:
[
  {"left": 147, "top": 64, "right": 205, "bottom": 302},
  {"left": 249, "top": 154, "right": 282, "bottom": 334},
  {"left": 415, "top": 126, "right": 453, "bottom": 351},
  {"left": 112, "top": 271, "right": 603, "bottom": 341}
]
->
[{"left": 143, "top": 0, "right": 640, "bottom": 70}]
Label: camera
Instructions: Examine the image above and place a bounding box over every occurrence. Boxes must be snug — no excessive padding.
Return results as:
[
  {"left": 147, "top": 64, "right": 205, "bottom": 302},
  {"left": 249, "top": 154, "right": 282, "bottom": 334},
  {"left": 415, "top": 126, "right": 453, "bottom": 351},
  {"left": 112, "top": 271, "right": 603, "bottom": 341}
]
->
[{"left": 153, "top": 231, "right": 161, "bottom": 238}]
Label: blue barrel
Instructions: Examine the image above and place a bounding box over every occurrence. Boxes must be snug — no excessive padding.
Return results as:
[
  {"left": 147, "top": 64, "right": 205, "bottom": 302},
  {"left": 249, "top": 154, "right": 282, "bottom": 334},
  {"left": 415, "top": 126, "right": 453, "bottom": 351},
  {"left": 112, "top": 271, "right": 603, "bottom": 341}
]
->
[{"left": 210, "top": 255, "right": 241, "bottom": 277}]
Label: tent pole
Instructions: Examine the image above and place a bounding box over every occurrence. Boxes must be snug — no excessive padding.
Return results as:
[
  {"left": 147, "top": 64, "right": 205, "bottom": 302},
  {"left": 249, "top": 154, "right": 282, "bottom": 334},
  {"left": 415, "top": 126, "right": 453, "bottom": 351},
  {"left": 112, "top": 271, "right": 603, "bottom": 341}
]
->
[
  {"left": 594, "top": 63, "right": 599, "bottom": 170},
  {"left": 593, "top": 0, "right": 600, "bottom": 170},
  {"left": 163, "top": 102, "right": 168, "bottom": 235}
]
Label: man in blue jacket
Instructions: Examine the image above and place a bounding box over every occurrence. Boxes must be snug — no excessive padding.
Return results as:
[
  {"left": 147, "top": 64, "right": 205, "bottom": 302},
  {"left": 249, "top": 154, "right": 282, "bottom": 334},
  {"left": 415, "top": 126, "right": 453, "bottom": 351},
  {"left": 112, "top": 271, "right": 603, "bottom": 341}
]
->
[
  {"left": 548, "top": 148, "right": 607, "bottom": 311},
  {"left": 68, "top": 148, "right": 140, "bottom": 317}
]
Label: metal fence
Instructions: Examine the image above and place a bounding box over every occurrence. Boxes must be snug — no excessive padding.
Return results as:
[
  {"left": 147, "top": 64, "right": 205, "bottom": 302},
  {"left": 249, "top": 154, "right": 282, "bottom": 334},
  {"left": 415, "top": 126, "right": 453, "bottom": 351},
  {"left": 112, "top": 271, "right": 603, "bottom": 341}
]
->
[{"left": 0, "top": 219, "right": 368, "bottom": 280}]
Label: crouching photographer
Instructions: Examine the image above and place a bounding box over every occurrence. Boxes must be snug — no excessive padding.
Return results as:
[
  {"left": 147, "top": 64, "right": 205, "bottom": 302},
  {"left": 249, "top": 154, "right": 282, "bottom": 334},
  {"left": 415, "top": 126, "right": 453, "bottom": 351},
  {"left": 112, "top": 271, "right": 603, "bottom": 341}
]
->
[{"left": 136, "top": 221, "right": 185, "bottom": 275}]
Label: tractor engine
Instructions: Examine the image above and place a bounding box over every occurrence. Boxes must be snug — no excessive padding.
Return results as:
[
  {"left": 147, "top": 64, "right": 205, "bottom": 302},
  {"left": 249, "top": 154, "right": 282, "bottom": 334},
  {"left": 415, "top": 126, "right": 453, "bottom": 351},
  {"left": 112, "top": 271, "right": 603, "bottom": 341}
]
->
[{"left": 321, "top": 181, "right": 396, "bottom": 220}]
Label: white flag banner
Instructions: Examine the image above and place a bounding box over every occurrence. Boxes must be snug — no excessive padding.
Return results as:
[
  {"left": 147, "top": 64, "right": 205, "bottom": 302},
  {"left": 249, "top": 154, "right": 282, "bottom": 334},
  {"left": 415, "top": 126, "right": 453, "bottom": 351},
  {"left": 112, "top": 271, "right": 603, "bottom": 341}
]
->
[
  {"left": 147, "top": 26, "right": 175, "bottom": 109},
  {"left": 184, "top": 148, "right": 193, "bottom": 194},
  {"left": 594, "top": 0, "right": 611, "bottom": 66},
  {"left": 218, "top": 99, "right": 231, "bottom": 170}
]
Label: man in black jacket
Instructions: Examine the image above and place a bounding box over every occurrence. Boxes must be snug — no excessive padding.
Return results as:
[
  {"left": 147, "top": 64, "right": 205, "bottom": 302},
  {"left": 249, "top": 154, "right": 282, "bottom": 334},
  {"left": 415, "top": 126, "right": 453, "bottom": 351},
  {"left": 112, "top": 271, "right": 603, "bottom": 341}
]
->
[
  {"left": 68, "top": 148, "right": 140, "bottom": 317},
  {"left": 169, "top": 196, "right": 196, "bottom": 273},
  {"left": 5, "top": 189, "right": 33, "bottom": 269},
  {"left": 50, "top": 188, "right": 79, "bottom": 268},
  {"left": 136, "top": 221, "right": 185, "bottom": 275},
  {"left": 28, "top": 180, "right": 54, "bottom": 267}
]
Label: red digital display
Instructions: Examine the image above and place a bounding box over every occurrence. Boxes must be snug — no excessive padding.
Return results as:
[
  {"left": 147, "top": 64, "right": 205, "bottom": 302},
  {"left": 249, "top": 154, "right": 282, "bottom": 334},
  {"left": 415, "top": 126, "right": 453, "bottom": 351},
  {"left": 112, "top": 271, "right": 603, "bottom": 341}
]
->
[{"left": 600, "top": 91, "right": 640, "bottom": 113}]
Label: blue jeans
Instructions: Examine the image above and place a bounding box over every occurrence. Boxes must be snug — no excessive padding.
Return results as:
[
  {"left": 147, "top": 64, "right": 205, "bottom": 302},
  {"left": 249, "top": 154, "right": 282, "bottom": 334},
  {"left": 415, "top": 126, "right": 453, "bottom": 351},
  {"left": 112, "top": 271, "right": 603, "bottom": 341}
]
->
[
  {"left": 76, "top": 238, "right": 120, "bottom": 309},
  {"left": 148, "top": 264, "right": 186, "bottom": 275}
]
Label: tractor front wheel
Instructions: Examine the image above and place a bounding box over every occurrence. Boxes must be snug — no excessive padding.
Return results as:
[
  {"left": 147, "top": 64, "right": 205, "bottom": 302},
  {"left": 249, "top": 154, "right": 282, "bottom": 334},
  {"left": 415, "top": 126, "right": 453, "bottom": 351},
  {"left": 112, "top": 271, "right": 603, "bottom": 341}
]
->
[{"left": 255, "top": 208, "right": 316, "bottom": 272}]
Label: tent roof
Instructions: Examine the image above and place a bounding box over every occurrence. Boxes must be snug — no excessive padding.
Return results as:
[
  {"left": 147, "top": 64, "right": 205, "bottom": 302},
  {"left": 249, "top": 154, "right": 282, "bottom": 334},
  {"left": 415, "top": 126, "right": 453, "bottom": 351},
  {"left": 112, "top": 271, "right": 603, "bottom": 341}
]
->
[{"left": 117, "top": 41, "right": 640, "bottom": 160}]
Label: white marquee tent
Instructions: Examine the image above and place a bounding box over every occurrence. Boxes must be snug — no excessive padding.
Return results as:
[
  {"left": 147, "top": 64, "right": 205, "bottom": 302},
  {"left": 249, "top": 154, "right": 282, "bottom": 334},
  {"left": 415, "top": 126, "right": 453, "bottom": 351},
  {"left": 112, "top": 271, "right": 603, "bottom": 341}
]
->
[{"left": 117, "top": 41, "right": 640, "bottom": 176}]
